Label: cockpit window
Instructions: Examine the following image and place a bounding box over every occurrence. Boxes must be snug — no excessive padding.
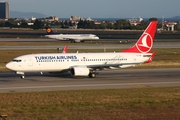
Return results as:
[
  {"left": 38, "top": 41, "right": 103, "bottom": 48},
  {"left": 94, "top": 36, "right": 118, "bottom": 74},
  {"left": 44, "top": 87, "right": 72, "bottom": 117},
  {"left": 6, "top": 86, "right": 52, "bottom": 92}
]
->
[{"left": 12, "top": 60, "right": 22, "bottom": 62}]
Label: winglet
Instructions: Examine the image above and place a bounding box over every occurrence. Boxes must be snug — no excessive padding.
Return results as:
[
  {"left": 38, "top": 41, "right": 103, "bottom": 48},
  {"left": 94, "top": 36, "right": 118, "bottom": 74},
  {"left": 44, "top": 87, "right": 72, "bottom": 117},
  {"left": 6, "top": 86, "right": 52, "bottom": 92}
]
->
[
  {"left": 62, "top": 46, "right": 68, "bottom": 53},
  {"left": 122, "top": 21, "right": 158, "bottom": 53},
  {"left": 145, "top": 51, "right": 156, "bottom": 63}
]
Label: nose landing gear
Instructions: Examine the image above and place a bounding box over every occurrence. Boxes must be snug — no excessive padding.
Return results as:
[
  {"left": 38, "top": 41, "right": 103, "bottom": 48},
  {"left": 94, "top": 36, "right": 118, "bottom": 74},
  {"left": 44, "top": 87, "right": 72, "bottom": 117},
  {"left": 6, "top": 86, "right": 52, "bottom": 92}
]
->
[
  {"left": 16, "top": 72, "right": 25, "bottom": 79},
  {"left": 21, "top": 75, "right": 25, "bottom": 79}
]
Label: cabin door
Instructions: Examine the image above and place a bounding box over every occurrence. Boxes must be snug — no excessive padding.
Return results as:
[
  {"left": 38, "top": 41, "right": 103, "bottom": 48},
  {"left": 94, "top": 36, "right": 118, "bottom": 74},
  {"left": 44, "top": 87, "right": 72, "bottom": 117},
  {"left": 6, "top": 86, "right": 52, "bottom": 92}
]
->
[{"left": 28, "top": 57, "right": 33, "bottom": 66}]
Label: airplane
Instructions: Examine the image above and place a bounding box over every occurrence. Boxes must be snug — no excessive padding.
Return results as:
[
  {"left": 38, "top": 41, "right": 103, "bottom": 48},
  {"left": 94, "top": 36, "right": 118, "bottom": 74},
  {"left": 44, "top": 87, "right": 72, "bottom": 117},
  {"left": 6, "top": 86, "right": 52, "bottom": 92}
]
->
[
  {"left": 45, "top": 26, "right": 99, "bottom": 43},
  {"left": 6, "top": 21, "right": 158, "bottom": 79}
]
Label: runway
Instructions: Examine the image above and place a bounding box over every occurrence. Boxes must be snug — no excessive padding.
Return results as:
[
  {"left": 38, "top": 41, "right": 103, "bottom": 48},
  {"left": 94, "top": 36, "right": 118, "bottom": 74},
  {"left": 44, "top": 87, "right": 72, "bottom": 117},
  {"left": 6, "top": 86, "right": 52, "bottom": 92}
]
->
[
  {"left": 0, "top": 38, "right": 180, "bottom": 49},
  {"left": 0, "top": 38, "right": 179, "bottom": 42},
  {"left": 0, "top": 68, "right": 180, "bottom": 93},
  {"left": 1, "top": 43, "right": 180, "bottom": 50}
]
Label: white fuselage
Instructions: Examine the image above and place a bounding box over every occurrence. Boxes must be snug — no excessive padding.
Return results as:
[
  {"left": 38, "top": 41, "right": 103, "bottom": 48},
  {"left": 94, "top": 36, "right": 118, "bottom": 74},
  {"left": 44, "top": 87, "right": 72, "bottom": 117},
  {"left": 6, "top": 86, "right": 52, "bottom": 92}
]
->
[
  {"left": 6, "top": 52, "right": 152, "bottom": 73},
  {"left": 45, "top": 34, "right": 99, "bottom": 41}
]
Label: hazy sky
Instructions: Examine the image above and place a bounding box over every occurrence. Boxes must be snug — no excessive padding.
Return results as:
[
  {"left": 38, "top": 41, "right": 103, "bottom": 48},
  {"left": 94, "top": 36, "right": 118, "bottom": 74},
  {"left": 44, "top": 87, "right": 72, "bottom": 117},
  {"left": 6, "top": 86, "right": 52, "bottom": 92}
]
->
[{"left": 3, "top": 0, "right": 180, "bottom": 18}]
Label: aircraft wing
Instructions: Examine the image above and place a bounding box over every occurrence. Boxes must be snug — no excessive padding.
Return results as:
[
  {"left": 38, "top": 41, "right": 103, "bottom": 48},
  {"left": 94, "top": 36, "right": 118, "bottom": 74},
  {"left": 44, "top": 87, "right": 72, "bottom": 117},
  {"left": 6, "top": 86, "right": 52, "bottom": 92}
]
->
[
  {"left": 51, "top": 62, "right": 142, "bottom": 74},
  {"left": 64, "top": 37, "right": 82, "bottom": 40},
  {"left": 49, "top": 62, "right": 141, "bottom": 78},
  {"left": 87, "top": 62, "right": 142, "bottom": 70},
  {"left": 63, "top": 38, "right": 83, "bottom": 43}
]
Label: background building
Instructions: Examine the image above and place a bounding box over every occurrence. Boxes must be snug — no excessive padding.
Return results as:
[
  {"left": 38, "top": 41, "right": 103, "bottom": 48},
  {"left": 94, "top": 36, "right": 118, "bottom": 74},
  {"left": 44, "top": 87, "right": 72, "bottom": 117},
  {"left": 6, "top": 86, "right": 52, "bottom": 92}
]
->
[
  {"left": 46, "top": 16, "right": 59, "bottom": 21},
  {"left": 0, "top": 2, "right": 9, "bottom": 19}
]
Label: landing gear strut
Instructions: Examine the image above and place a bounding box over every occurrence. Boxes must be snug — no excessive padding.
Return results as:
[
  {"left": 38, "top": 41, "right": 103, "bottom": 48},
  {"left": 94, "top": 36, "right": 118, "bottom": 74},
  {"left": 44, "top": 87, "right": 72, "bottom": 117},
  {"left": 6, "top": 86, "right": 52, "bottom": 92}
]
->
[
  {"left": 21, "top": 75, "right": 25, "bottom": 79},
  {"left": 71, "top": 40, "right": 75, "bottom": 43},
  {"left": 88, "top": 71, "right": 96, "bottom": 78},
  {"left": 16, "top": 72, "right": 25, "bottom": 79}
]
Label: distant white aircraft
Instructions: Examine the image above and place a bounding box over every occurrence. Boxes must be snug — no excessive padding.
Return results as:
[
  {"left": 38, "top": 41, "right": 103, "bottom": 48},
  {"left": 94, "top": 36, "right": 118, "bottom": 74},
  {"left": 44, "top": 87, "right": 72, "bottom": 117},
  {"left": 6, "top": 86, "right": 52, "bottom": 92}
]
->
[
  {"left": 45, "top": 27, "right": 99, "bottom": 43},
  {"left": 6, "top": 21, "right": 158, "bottom": 79}
]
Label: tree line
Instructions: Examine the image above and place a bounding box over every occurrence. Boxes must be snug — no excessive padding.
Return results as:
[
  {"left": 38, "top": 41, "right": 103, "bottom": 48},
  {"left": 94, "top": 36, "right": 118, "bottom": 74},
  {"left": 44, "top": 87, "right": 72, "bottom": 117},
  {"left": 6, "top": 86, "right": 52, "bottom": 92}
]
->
[{"left": 0, "top": 17, "right": 175, "bottom": 31}]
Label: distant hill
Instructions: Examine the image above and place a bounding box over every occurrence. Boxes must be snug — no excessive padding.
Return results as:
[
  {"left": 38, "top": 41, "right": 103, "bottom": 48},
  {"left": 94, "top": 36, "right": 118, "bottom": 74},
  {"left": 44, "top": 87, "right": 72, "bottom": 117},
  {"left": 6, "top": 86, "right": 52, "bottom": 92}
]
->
[
  {"left": 172, "top": 15, "right": 180, "bottom": 18},
  {"left": 10, "top": 11, "right": 48, "bottom": 19},
  {"left": 168, "top": 15, "right": 180, "bottom": 21}
]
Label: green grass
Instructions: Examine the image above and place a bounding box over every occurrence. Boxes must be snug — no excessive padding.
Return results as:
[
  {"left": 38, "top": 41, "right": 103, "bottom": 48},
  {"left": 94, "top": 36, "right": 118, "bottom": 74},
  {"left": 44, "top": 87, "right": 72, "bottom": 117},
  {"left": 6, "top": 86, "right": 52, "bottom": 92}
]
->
[{"left": 0, "top": 87, "right": 180, "bottom": 119}]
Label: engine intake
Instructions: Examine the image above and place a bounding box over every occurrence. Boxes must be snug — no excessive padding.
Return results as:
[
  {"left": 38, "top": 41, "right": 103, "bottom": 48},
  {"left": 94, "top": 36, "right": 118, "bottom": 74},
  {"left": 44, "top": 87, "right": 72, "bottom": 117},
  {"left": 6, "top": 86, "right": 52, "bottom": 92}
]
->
[
  {"left": 70, "top": 67, "right": 90, "bottom": 77},
  {"left": 74, "top": 39, "right": 81, "bottom": 43}
]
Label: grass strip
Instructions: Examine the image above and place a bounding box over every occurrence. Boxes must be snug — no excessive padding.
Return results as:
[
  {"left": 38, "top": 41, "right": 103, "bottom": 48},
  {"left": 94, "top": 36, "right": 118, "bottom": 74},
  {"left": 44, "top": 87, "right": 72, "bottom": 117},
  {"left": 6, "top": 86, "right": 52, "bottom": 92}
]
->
[{"left": 0, "top": 87, "right": 180, "bottom": 119}]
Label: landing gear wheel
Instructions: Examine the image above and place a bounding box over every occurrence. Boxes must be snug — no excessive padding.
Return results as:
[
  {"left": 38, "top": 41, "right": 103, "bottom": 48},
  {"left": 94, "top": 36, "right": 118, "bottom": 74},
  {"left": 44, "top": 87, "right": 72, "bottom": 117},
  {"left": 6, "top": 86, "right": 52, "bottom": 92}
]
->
[
  {"left": 89, "top": 72, "right": 96, "bottom": 78},
  {"left": 71, "top": 40, "right": 75, "bottom": 43},
  {"left": 21, "top": 75, "right": 25, "bottom": 79}
]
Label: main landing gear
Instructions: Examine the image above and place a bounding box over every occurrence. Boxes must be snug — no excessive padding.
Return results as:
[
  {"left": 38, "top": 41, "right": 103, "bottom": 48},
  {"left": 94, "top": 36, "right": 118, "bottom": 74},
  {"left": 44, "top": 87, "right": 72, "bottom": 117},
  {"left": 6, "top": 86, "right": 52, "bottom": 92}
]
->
[
  {"left": 21, "top": 75, "right": 25, "bottom": 79},
  {"left": 88, "top": 71, "right": 97, "bottom": 78}
]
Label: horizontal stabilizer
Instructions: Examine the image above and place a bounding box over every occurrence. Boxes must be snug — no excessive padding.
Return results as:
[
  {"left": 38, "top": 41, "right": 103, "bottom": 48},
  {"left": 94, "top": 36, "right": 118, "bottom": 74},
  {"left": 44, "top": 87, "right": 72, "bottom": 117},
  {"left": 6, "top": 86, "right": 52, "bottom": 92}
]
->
[{"left": 145, "top": 51, "right": 156, "bottom": 63}]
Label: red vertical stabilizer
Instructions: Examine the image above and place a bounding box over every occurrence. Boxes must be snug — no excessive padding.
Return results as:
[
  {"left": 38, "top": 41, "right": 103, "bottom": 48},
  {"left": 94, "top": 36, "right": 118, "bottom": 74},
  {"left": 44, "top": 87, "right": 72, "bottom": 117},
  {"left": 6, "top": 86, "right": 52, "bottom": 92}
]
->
[{"left": 123, "top": 21, "right": 158, "bottom": 53}]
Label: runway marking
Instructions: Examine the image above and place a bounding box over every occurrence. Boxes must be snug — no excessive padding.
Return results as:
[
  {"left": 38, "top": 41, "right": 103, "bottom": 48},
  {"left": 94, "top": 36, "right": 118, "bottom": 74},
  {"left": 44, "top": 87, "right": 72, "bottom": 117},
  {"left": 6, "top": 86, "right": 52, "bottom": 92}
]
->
[{"left": 0, "top": 81, "right": 180, "bottom": 90}]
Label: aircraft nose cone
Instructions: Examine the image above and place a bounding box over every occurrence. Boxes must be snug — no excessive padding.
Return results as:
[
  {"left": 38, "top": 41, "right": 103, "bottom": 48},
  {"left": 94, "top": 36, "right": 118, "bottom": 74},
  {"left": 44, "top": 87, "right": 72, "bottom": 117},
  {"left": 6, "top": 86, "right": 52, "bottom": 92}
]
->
[
  {"left": 95, "top": 37, "right": 99, "bottom": 39},
  {"left": 6, "top": 62, "right": 13, "bottom": 70}
]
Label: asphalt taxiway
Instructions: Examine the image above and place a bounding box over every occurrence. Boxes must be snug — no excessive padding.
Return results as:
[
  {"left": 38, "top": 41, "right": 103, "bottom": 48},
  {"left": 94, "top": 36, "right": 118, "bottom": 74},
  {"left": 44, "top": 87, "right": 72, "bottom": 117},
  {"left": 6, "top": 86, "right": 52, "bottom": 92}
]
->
[
  {"left": 0, "top": 38, "right": 180, "bottom": 49},
  {"left": 0, "top": 68, "right": 180, "bottom": 93}
]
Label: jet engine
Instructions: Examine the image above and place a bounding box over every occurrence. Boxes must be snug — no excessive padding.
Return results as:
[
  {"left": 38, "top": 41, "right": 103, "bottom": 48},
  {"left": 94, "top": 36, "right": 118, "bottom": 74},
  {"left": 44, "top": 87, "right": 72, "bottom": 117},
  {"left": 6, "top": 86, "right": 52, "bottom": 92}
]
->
[
  {"left": 74, "top": 39, "right": 81, "bottom": 43},
  {"left": 70, "top": 67, "right": 90, "bottom": 77}
]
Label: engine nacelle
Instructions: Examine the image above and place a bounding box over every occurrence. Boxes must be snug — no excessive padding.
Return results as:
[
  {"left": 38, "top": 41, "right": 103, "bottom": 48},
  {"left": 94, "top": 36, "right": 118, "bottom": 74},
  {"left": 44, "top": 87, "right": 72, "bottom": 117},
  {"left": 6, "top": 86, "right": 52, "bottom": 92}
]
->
[
  {"left": 70, "top": 67, "right": 90, "bottom": 77},
  {"left": 120, "top": 65, "right": 134, "bottom": 68},
  {"left": 74, "top": 39, "right": 81, "bottom": 43}
]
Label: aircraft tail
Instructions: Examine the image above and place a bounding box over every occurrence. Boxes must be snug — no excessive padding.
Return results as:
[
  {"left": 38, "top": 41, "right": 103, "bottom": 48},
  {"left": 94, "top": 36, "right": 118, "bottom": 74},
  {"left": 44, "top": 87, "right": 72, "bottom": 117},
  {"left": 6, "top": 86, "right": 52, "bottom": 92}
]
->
[
  {"left": 45, "top": 26, "right": 54, "bottom": 35},
  {"left": 123, "top": 21, "right": 158, "bottom": 53}
]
